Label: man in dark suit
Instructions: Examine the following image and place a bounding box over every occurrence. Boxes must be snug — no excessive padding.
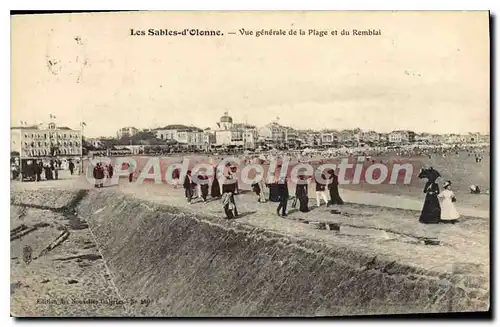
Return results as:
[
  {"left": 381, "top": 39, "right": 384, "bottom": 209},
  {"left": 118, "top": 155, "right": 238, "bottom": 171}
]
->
[
  {"left": 68, "top": 160, "right": 75, "bottom": 175},
  {"left": 183, "top": 170, "right": 196, "bottom": 203},
  {"left": 276, "top": 176, "right": 289, "bottom": 217}
]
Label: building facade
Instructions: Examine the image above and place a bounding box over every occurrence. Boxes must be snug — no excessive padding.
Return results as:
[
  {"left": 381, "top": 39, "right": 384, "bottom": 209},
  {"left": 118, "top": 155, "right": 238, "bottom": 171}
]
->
[
  {"left": 117, "top": 127, "right": 139, "bottom": 139},
  {"left": 11, "top": 122, "right": 82, "bottom": 158},
  {"left": 257, "top": 122, "right": 287, "bottom": 143},
  {"left": 85, "top": 138, "right": 104, "bottom": 149},
  {"left": 360, "top": 131, "right": 380, "bottom": 144},
  {"left": 153, "top": 125, "right": 209, "bottom": 149},
  {"left": 320, "top": 130, "right": 340, "bottom": 146},
  {"left": 388, "top": 130, "right": 416, "bottom": 144},
  {"left": 212, "top": 113, "right": 257, "bottom": 148}
]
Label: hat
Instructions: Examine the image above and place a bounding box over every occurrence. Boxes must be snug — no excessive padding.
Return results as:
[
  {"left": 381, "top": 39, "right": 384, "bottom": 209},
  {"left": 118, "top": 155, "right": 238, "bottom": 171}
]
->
[{"left": 443, "top": 180, "right": 452, "bottom": 188}]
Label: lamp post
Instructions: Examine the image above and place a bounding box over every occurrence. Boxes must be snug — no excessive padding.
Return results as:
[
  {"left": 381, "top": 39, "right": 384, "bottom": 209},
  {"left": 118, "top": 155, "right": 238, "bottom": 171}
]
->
[{"left": 80, "top": 122, "right": 86, "bottom": 174}]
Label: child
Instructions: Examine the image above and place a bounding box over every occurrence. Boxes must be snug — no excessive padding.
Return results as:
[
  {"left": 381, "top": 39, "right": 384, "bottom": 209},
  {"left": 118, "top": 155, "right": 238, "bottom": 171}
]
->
[{"left": 438, "top": 181, "right": 460, "bottom": 223}]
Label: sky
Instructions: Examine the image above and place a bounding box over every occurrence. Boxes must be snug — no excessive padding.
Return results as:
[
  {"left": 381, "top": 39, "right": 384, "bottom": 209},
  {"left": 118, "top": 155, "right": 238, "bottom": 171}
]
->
[{"left": 11, "top": 11, "right": 490, "bottom": 137}]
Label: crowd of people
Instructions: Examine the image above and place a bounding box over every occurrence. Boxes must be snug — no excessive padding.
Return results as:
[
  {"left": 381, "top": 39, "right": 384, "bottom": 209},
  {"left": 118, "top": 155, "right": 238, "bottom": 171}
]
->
[
  {"left": 11, "top": 158, "right": 76, "bottom": 182},
  {"left": 176, "top": 163, "right": 345, "bottom": 219},
  {"left": 92, "top": 162, "right": 114, "bottom": 188}
]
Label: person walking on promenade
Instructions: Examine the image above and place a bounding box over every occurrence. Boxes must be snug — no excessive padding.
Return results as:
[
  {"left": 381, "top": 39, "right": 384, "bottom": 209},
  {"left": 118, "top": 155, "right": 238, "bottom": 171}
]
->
[
  {"left": 49, "top": 160, "right": 57, "bottom": 180},
  {"left": 68, "top": 159, "right": 75, "bottom": 175},
  {"left": 183, "top": 170, "right": 195, "bottom": 203},
  {"left": 315, "top": 172, "right": 329, "bottom": 207},
  {"left": 211, "top": 165, "right": 222, "bottom": 198},
  {"left": 221, "top": 165, "right": 238, "bottom": 217},
  {"left": 36, "top": 161, "right": 43, "bottom": 182},
  {"left": 295, "top": 174, "right": 309, "bottom": 212},
  {"left": 418, "top": 167, "right": 441, "bottom": 224},
  {"left": 93, "top": 163, "right": 100, "bottom": 188},
  {"left": 230, "top": 165, "right": 240, "bottom": 195},
  {"left": 276, "top": 176, "right": 289, "bottom": 217},
  {"left": 252, "top": 179, "right": 267, "bottom": 203},
  {"left": 44, "top": 164, "right": 52, "bottom": 180},
  {"left": 327, "top": 169, "right": 344, "bottom": 206},
  {"left": 97, "top": 163, "right": 105, "bottom": 188},
  {"left": 128, "top": 163, "right": 134, "bottom": 183},
  {"left": 198, "top": 173, "right": 209, "bottom": 202},
  {"left": 108, "top": 163, "right": 114, "bottom": 180},
  {"left": 222, "top": 191, "right": 238, "bottom": 219},
  {"left": 172, "top": 168, "right": 180, "bottom": 189}
]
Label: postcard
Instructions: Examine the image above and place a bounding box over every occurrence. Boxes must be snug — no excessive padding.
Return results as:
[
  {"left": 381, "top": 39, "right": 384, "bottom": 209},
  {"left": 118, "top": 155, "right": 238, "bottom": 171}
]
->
[{"left": 10, "top": 11, "right": 490, "bottom": 317}]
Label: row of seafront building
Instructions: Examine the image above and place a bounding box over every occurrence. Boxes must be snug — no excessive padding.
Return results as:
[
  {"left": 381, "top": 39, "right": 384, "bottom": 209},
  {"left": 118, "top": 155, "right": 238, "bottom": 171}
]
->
[
  {"left": 108, "top": 112, "right": 490, "bottom": 151},
  {"left": 11, "top": 112, "right": 490, "bottom": 159}
]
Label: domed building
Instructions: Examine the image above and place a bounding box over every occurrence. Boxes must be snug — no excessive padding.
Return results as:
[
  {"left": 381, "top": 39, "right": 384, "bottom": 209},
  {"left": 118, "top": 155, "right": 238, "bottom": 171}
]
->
[
  {"left": 218, "top": 111, "right": 233, "bottom": 130},
  {"left": 212, "top": 111, "right": 258, "bottom": 149}
]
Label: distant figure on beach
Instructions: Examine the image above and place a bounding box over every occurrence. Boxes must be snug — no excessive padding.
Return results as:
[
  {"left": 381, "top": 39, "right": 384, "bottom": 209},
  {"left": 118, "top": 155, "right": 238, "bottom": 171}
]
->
[
  {"left": 327, "top": 169, "right": 344, "bottom": 206},
  {"left": 418, "top": 167, "right": 441, "bottom": 224},
  {"left": 470, "top": 184, "right": 481, "bottom": 194},
  {"left": 438, "top": 180, "right": 460, "bottom": 223}
]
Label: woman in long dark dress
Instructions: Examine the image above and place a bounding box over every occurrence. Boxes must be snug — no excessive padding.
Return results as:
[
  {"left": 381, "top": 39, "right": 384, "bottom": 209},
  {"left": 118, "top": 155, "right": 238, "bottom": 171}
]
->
[
  {"left": 211, "top": 166, "right": 221, "bottom": 198},
  {"left": 327, "top": 169, "right": 344, "bottom": 206},
  {"left": 295, "top": 175, "right": 309, "bottom": 212},
  {"left": 418, "top": 168, "right": 442, "bottom": 224}
]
